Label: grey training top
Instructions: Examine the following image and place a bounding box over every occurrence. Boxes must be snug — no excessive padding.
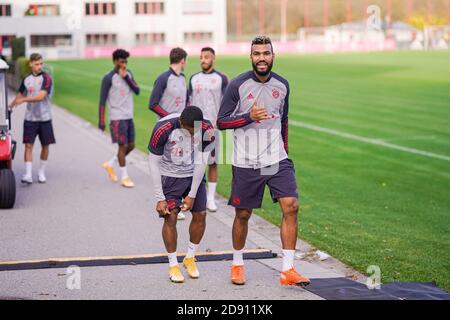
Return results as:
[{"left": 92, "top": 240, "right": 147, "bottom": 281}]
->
[
  {"left": 99, "top": 69, "right": 140, "bottom": 123},
  {"left": 19, "top": 72, "right": 53, "bottom": 122},
  {"left": 217, "top": 71, "right": 290, "bottom": 169},
  {"left": 188, "top": 70, "right": 228, "bottom": 125},
  {"left": 149, "top": 68, "right": 187, "bottom": 119},
  {"left": 148, "top": 113, "right": 215, "bottom": 178}
]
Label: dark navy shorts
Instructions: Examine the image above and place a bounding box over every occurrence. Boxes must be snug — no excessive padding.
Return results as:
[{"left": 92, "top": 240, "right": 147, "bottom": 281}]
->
[
  {"left": 162, "top": 175, "right": 207, "bottom": 213},
  {"left": 229, "top": 159, "right": 299, "bottom": 209},
  {"left": 23, "top": 120, "right": 56, "bottom": 145},
  {"left": 110, "top": 119, "right": 135, "bottom": 145}
]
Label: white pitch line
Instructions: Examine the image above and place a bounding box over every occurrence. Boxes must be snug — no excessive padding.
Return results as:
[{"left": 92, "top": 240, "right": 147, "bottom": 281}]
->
[
  {"left": 49, "top": 64, "right": 154, "bottom": 91},
  {"left": 290, "top": 120, "right": 450, "bottom": 162},
  {"left": 383, "top": 135, "right": 437, "bottom": 143}
]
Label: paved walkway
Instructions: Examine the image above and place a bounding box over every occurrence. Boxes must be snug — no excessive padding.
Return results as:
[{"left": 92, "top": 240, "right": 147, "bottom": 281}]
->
[{"left": 0, "top": 98, "right": 364, "bottom": 300}]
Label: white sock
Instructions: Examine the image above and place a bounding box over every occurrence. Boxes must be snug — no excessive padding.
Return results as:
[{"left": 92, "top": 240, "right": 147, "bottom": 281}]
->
[
  {"left": 186, "top": 242, "right": 199, "bottom": 259},
  {"left": 282, "top": 249, "right": 295, "bottom": 272},
  {"left": 39, "top": 160, "right": 47, "bottom": 176},
  {"left": 168, "top": 252, "right": 178, "bottom": 267},
  {"left": 108, "top": 156, "right": 117, "bottom": 167},
  {"left": 120, "top": 166, "right": 128, "bottom": 180},
  {"left": 25, "top": 162, "right": 32, "bottom": 177},
  {"left": 233, "top": 249, "right": 244, "bottom": 266},
  {"left": 207, "top": 182, "right": 217, "bottom": 202}
]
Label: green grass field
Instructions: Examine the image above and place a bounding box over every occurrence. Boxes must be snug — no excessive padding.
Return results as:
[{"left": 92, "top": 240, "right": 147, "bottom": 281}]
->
[{"left": 48, "top": 51, "right": 450, "bottom": 291}]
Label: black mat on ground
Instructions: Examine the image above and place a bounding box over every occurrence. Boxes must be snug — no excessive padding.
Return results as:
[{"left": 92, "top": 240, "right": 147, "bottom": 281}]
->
[
  {"left": 381, "top": 281, "right": 450, "bottom": 300},
  {"left": 0, "top": 250, "right": 276, "bottom": 271},
  {"left": 306, "top": 278, "right": 450, "bottom": 300}
]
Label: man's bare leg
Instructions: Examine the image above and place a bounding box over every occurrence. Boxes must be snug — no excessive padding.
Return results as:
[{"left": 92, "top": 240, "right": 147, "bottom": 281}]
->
[
  {"left": 230, "top": 208, "right": 252, "bottom": 285},
  {"left": 232, "top": 209, "right": 252, "bottom": 252},
  {"left": 40, "top": 145, "right": 49, "bottom": 161},
  {"left": 117, "top": 144, "right": 128, "bottom": 168},
  {"left": 24, "top": 143, "right": 33, "bottom": 162},
  {"left": 162, "top": 210, "right": 180, "bottom": 254},
  {"left": 279, "top": 197, "right": 299, "bottom": 250},
  {"left": 278, "top": 197, "right": 310, "bottom": 286},
  {"left": 189, "top": 211, "right": 207, "bottom": 245},
  {"left": 117, "top": 144, "right": 134, "bottom": 187},
  {"left": 183, "top": 211, "right": 207, "bottom": 279},
  {"left": 163, "top": 209, "right": 185, "bottom": 283},
  {"left": 208, "top": 164, "right": 217, "bottom": 183},
  {"left": 126, "top": 143, "right": 135, "bottom": 156}
]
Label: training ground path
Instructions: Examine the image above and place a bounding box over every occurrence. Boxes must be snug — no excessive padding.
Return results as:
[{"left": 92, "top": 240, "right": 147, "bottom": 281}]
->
[{"left": 0, "top": 97, "right": 362, "bottom": 300}]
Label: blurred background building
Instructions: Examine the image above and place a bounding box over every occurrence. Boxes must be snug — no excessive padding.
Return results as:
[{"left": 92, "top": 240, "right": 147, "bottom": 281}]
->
[
  {"left": 0, "top": 0, "right": 449, "bottom": 59},
  {"left": 0, "top": 0, "right": 227, "bottom": 59}
]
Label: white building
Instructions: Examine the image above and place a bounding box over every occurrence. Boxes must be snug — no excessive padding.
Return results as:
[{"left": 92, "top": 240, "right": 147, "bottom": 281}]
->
[
  {"left": 297, "top": 20, "right": 424, "bottom": 53},
  {"left": 0, "top": 0, "right": 227, "bottom": 59}
]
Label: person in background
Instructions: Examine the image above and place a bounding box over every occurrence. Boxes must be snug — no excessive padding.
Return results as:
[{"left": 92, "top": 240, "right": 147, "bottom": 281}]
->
[
  {"left": 9, "top": 53, "right": 55, "bottom": 185},
  {"left": 188, "top": 47, "right": 228, "bottom": 212},
  {"left": 99, "top": 49, "right": 140, "bottom": 188}
]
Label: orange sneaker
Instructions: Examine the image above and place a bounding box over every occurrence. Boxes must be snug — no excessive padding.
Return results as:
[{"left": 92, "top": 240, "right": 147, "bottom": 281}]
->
[
  {"left": 102, "top": 162, "right": 118, "bottom": 182},
  {"left": 280, "top": 268, "right": 311, "bottom": 287},
  {"left": 230, "top": 265, "right": 245, "bottom": 285}
]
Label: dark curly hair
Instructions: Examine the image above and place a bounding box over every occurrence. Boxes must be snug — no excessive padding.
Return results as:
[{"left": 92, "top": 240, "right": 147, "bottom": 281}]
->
[
  {"left": 251, "top": 35, "right": 273, "bottom": 53},
  {"left": 112, "top": 49, "right": 130, "bottom": 61},
  {"left": 201, "top": 47, "right": 216, "bottom": 56},
  {"left": 180, "top": 106, "right": 203, "bottom": 128}
]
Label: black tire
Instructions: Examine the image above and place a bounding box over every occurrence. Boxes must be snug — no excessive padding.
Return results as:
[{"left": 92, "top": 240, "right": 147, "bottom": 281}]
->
[{"left": 0, "top": 169, "right": 16, "bottom": 209}]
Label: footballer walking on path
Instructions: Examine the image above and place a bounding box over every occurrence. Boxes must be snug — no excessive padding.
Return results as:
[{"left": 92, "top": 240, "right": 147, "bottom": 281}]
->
[
  {"left": 99, "top": 49, "right": 140, "bottom": 188},
  {"left": 9, "top": 53, "right": 55, "bottom": 185},
  {"left": 218, "top": 36, "right": 311, "bottom": 287},
  {"left": 148, "top": 107, "right": 215, "bottom": 283},
  {"left": 188, "top": 47, "right": 229, "bottom": 212}
]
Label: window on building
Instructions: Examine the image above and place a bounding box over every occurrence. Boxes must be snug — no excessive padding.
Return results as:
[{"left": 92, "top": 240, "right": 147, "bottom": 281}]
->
[
  {"left": 0, "top": 4, "right": 11, "bottom": 17},
  {"left": 184, "top": 32, "right": 213, "bottom": 43},
  {"left": 85, "top": 2, "right": 116, "bottom": 16},
  {"left": 25, "top": 4, "right": 60, "bottom": 16},
  {"left": 135, "top": 33, "right": 165, "bottom": 45},
  {"left": 135, "top": 2, "right": 164, "bottom": 15},
  {"left": 30, "top": 35, "right": 72, "bottom": 47},
  {"left": 86, "top": 34, "right": 117, "bottom": 46},
  {"left": 183, "top": 0, "right": 212, "bottom": 15},
  {"left": 0, "top": 35, "right": 15, "bottom": 48}
]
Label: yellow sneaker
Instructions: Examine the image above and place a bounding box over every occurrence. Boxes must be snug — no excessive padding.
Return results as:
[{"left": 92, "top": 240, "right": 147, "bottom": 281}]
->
[
  {"left": 102, "top": 162, "right": 118, "bottom": 182},
  {"left": 183, "top": 257, "right": 200, "bottom": 279},
  {"left": 120, "top": 177, "right": 135, "bottom": 188},
  {"left": 169, "top": 266, "right": 185, "bottom": 283}
]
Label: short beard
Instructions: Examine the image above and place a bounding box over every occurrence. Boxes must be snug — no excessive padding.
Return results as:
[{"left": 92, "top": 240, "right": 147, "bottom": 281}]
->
[
  {"left": 201, "top": 63, "right": 213, "bottom": 72},
  {"left": 252, "top": 61, "right": 273, "bottom": 77}
]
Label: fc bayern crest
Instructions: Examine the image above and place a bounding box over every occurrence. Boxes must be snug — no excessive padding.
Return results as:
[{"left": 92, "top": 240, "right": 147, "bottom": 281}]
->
[{"left": 272, "top": 89, "right": 280, "bottom": 99}]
